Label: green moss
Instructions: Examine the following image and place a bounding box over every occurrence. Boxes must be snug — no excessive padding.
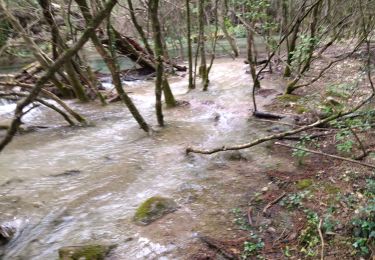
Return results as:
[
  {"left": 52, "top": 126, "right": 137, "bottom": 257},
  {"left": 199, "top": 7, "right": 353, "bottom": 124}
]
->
[
  {"left": 295, "top": 104, "right": 309, "bottom": 114},
  {"left": 277, "top": 94, "right": 301, "bottom": 103},
  {"left": 296, "top": 179, "right": 313, "bottom": 190},
  {"left": 58, "top": 244, "right": 116, "bottom": 260},
  {"left": 324, "top": 184, "right": 341, "bottom": 194},
  {"left": 134, "top": 196, "right": 177, "bottom": 225}
]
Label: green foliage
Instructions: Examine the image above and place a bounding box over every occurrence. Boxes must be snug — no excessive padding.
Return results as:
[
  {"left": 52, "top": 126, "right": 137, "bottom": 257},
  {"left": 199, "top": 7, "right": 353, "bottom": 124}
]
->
[
  {"left": 322, "top": 214, "right": 340, "bottom": 234},
  {"left": 292, "top": 135, "right": 317, "bottom": 165},
  {"left": 231, "top": 208, "right": 251, "bottom": 230},
  {"left": 236, "top": 0, "right": 270, "bottom": 21},
  {"left": 280, "top": 190, "right": 313, "bottom": 209},
  {"left": 227, "top": 24, "right": 247, "bottom": 38},
  {"left": 242, "top": 232, "right": 264, "bottom": 259},
  {"left": 330, "top": 118, "right": 370, "bottom": 155},
  {"left": 325, "top": 83, "right": 355, "bottom": 99},
  {"left": 350, "top": 181, "right": 375, "bottom": 256},
  {"left": 291, "top": 34, "right": 317, "bottom": 70},
  {"left": 299, "top": 211, "right": 320, "bottom": 257},
  {"left": 351, "top": 201, "right": 375, "bottom": 256}
]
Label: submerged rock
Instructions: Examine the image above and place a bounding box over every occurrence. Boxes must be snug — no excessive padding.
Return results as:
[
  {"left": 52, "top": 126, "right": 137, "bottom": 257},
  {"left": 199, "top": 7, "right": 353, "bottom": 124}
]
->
[
  {"left": 133, "top": 196, "right": 177, "bottom": 226},
  {"left": 58, "top": 244, "right": 116, "bottom": 260},
  {"left": 53, "top": 170, "right": 81, "bottom": 177},
  {"left": 223, "top": 151, "right": 247, "bottom": 161},
  {"left": 0, "top": 220, "right": 21, "bottom": 245}
]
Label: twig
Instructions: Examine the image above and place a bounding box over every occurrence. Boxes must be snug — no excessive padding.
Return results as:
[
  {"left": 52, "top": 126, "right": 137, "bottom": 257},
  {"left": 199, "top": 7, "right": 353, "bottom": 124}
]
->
[
  {"left": 262, "top": 192, "right": 286, "bottom": 215},
  {"left": 273, "top": 228, "right": 288, "bottom": 246},
  {"left": 318, "top": 218, "right": 325, "bottom": 260},
  {"left": 247, "top": 207, "right": 253, "bottom": 226},
  {"left": 198, "top": 235, "right": 237, "bottom": 259},
  {"left": 275, "top": 142, "right": 375, "bottom": 169}
]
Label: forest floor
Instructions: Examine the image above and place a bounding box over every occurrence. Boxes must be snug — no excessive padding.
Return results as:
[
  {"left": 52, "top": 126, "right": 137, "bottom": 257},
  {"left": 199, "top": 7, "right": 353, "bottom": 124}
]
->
[{"left": 186, "top": 43, "right": 375, "bottom": 259}]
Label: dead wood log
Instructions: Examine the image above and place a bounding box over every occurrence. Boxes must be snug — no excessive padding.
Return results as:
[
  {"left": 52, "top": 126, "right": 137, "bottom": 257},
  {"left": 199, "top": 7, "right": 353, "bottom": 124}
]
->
[{"left": 103, "top": 29, "right": 186, "bottom": 72}]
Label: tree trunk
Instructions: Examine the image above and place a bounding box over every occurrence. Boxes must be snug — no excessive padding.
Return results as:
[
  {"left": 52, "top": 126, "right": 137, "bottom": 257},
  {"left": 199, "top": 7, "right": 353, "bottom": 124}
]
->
[
  {"left": 198, "top": 0, "right": 209, "bottom": 89},
  {"left": 218, "top": 0, "right": 239, "bottom": 57},
  {"left": 186, "top": 0, "right": 194, "bottom": 89},
  {"left": 126, "top": 0, "right": 154, "bottom": 56},
  {"left": 149, "top": 0, "right": 176, "bottom": 112}
]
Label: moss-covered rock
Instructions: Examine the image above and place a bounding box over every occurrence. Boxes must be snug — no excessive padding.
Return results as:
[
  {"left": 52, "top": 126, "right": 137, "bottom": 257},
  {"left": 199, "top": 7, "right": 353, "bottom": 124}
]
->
[
  {"left": 58, "top": 244, "right": 116, "bottom": 260},
  {"left": 277, "top": 94, "right": 301, "bottom": 103},
  {"left": 133, "top": 196, "right": 177, "bottom": 226},
  {"left": 296, "top": 179, "right": 313, "bottom": 190},
  {"left": 223, "top": 151, "right": 247, "bottom": 161}
]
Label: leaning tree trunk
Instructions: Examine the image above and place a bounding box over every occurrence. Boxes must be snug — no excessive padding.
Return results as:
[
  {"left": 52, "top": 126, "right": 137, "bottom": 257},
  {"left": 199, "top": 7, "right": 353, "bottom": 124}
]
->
[
  {"left": 38, "top": 0, "right": 89, "bottom": 101},
  {"left": 198, "top": 0, "right": 209, "bottom": 90},
  {"left": 127, "top": 0, "right": 154, "bottom": 56},
  {"left": 218, "top": 0, "right": 239, "bottom": 57},
  {"left": 75, "top": 0, "right": 150, "bottom": 133}
]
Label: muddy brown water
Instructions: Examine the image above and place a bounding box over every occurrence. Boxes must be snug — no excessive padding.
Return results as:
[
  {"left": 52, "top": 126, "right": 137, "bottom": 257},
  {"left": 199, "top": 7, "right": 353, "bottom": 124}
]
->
[{"left": 0, "top": 59, "right": 296, "bottom": 259}]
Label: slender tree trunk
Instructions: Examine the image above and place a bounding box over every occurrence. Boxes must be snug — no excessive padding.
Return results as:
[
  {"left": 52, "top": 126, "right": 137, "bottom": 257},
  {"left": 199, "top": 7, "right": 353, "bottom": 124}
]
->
[
  {"left": 186, "top": 0, "right": 194, "bottom": 89},
  {"left": 198, "top": 0, "right": 209, "bottom": 89},
  {"left": 218, "top": 0, "right": 239, "bottom": 57},
  {"left": 127, "top": 0, "right": 154, "bottom": 56},
  {"left": 283, "top": 2, "right": 305, "bottom": 77},
  {"left": 39, "top": 0, "right": 90, "bottom": 102},
  {"left": 149, "top": 0, "right": 176, "bottom": 112},
  {"left": 247, "top": 28, "right": 260, "bottom": 90},
  {"left": 149, "top": 0, "right": 164, "bottom": 125}
]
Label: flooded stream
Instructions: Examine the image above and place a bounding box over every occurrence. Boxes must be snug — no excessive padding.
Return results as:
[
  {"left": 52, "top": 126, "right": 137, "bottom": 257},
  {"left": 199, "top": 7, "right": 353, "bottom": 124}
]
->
[{"left": 0, "top": 59, "right": 295, "bottom": 259}]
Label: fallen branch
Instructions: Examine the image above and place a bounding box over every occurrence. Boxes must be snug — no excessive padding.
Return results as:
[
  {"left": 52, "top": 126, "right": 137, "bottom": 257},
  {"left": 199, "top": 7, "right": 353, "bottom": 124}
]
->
[
  {"left": 275, "top": 142, "right": 375, "bottom": 169},
  {"left": 262, "top": 192, "right": 286, "bottom": 215},
  {"left": 186, "top": 92, "right": 374, "bottom": 155},
  {"left": 247, "top": 207, "right": 254, "bottom": 226},
  {"left": 186, "top": 113, "right": 340, "bottom": 155},
  {"left": 318, "top": 218, "right": 325, "bottom": 260}
]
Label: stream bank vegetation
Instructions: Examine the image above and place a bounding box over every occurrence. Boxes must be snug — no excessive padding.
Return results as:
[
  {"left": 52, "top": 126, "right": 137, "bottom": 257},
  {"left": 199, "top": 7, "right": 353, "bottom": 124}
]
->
[{"left": 0, "top": 0, "right": 375, "bottom": 259}]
